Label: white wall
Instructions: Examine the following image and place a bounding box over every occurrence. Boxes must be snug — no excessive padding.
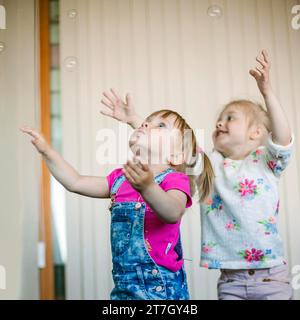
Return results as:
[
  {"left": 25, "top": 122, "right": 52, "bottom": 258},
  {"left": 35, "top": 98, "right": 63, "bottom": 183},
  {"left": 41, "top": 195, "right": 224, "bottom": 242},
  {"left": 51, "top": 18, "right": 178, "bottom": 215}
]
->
[
  {"left": 0, "top": 0, "right": 39, "bottom": 299},
  {"left": 59, "top": 0, "right": 300, "bottom": 299}
]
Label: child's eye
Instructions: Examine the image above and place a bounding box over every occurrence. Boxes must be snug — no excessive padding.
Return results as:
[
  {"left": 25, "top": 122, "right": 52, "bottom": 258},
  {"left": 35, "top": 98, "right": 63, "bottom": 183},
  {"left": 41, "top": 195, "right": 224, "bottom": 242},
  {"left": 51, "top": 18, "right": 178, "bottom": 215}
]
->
[
  {"left": 227, "top": 115, "right": 233, "bottom": 121},
  {"left": 158, "top": 122, "right": 166, "bottom": 128}
]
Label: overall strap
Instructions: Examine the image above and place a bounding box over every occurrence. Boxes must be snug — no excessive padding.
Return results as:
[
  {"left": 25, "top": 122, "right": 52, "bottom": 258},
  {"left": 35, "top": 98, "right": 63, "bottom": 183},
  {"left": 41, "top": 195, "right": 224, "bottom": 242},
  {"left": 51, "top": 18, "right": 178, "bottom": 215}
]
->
[
  {"left": 110, "top": 174, "right": 126, "bottom": 196},
  {"left": 110, "top": 167, "right": 176, "bottom": 196},
  {"left": 154, "top": 168, "right": 176, "bottom": 184}
]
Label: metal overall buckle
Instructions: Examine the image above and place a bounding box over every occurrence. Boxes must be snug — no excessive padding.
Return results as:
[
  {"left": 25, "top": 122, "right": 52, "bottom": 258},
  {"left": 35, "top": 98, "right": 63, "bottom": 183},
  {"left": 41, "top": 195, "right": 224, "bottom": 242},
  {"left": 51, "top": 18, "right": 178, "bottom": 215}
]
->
[{"left": 108, "top": 194, "right": 115, "bottom": 212}]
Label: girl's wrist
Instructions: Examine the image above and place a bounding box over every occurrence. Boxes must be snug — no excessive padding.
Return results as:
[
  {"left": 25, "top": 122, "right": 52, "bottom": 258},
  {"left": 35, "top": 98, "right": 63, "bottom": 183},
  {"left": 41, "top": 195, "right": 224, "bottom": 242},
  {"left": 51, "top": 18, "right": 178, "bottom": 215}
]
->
[
  {"left": 261, "top": 85, "right": 273, "bottom": 98},
  {"left": 140, "top": 181, "right": 156, "bottom": 196},
  {"left": 41, "top": 144, "right": 53, "bottom": 159},
  {"left": 128, "top": 115, "right": 143, "bottom": 129}
]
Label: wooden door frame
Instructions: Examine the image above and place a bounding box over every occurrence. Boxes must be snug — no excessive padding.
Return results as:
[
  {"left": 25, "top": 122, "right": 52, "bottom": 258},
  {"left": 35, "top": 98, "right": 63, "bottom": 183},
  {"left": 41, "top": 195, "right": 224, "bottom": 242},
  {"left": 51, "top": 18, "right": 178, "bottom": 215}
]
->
[{"left": 38, "top": 0, "right": 54, "bottom": 300}]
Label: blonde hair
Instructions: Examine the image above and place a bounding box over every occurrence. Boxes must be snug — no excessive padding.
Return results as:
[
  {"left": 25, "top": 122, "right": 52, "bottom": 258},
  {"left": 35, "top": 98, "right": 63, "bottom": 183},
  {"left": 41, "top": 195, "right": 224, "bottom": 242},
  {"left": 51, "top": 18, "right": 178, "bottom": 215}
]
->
[
  {"left": 146, "top": 109, "right": 214, "bottom": 202},
  {"left": 223, "top": 99, "right": 271, "bottom": 134}
]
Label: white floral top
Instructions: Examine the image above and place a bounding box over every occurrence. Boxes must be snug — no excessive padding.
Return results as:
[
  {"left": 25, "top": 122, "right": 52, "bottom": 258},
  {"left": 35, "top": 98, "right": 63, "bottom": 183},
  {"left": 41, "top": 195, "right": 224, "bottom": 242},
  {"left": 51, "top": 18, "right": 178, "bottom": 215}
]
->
[{"left": 200, "top": 134, "right": 294, "bottom": 269}]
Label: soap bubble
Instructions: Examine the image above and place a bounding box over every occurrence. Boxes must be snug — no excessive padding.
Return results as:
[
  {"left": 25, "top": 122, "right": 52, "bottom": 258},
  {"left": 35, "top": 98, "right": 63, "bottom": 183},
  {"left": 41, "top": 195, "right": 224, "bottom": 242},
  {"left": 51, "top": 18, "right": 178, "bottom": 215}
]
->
[
  {"left": 68, "top": 9, "right": 77, "bottom": 19},
  {"left": 207, "top": 5, "right": 223, "bottom": 18},
  {"left": 64, "top": 56, "right": 78, "bottom": 72},
  {"left": 0, "top": 42, "right": 5, "bottom": 53}
]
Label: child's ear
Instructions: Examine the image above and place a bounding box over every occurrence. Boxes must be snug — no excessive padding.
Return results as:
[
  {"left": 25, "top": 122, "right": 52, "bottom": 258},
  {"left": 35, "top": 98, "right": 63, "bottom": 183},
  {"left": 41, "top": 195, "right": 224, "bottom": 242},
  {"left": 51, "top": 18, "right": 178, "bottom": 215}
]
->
[
  {"left": 167, "top": 153, "right": 185, "bottom": 166},
  {"left": 249, "top": 125, "right": 263, "bottom": 141}
]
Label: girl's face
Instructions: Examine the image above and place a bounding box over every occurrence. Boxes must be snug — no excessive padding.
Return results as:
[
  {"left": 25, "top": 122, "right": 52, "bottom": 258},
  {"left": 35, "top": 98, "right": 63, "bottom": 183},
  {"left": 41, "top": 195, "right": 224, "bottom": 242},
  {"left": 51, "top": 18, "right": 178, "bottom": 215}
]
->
[
  {"left": 212, "top": 105, "right": 251, "bottom": 156},
  {"left": 129, "top": 114, "right": 183, "bottom": 165}
]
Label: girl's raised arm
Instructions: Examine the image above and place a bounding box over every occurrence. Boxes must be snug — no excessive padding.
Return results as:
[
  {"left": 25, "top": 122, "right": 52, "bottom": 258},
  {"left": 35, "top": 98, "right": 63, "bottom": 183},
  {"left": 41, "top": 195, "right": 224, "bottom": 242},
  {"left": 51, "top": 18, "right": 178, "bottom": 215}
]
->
[
  {"left": 20, "top": 126, "right": 110, "bottom": 198},
  {"left": 249, "top": 50, "right": 292, "bottom": 146}
]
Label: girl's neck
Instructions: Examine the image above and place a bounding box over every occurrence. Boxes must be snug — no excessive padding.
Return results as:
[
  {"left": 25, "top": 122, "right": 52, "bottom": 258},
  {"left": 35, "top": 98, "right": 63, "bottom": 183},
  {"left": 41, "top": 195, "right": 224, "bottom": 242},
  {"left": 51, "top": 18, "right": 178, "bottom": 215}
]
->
[{"left": 221, "top": 141, "right": 262, "bottom": 160}]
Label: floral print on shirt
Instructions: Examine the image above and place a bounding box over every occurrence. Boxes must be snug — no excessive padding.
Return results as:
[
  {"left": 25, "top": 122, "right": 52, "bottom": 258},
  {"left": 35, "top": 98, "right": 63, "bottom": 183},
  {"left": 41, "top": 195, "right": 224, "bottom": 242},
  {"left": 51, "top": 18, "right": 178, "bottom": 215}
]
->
[
  {"left": 223, "top": 159, "right": 238, "bottom": 169},
  {"left": 202, "top": 241, "right": 217, "bottom": 254},
  {"left": 225, "top": 219, "right": 241, "bottom": 231},
  {"left": 205, "top": 194, "right": 223, "bottom": 214},
  {"left": 203, "top": 260, "right": 222, "bottom": 269},
  {"left": 265, "top": 151, "right": 291, "bottom": 176},
  {"left": 235, "top": 178, "right": 259, "bottom": 200},
  {"left": 237, "top": 247, "right": 275, "bottom": 265},
  {"left": 258, "top": 216, "right": 278, "bottom": 235},
  {"left": 251, "top": 148, "right": 264, "bottom": 163}
]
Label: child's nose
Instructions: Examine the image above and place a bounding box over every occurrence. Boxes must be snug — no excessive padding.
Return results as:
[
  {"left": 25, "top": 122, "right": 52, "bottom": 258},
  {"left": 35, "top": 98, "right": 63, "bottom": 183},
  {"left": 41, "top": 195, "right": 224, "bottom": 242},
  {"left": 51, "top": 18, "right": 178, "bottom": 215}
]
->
[
  {"left": 216, "top": 121, "right": 223, "bottom": 128},
  {"left": 142, "top": 122, "right": 149, "bottom": 129}
]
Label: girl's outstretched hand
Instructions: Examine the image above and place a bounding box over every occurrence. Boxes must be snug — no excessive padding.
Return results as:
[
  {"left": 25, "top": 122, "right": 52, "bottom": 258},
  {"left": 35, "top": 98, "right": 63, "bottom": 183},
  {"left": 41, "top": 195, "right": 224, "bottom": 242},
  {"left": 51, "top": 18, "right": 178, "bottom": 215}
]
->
[
  {"left": 249, "top": 49, "right": 272, "bottom": 96},
  {"left": 20, "top": 126, "right": 50, "bottom": 155},
  {"left": 122, "top": 158, "right": 154, "bottom": 193},
  {"left": 100, "top": 88, "right": 139, "bottom": 125}
]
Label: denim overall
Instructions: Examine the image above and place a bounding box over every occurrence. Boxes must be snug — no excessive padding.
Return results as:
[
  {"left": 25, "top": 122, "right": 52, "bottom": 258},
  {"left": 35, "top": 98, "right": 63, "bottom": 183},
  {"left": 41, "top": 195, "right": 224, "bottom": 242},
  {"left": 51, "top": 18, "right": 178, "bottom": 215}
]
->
[{"left": 109, "top": 168, "right": 190, "bottom": 300}]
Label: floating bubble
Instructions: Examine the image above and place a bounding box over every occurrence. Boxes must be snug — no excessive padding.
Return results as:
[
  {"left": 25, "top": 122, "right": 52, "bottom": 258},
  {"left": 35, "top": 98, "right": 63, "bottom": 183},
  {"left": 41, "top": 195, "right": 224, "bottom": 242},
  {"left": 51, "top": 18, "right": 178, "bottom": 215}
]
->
[
  {"left": 64, "top": 56, "right": 78, "bottom": 72},
  {"left": 68, "top": 9, "right": 77, "bottom": 19},
  {"left": 207, "top": 5, "right": 223, "bottom": 18},
  {"left": 0, "top": 42, "right": 5, "bottom": 53}
]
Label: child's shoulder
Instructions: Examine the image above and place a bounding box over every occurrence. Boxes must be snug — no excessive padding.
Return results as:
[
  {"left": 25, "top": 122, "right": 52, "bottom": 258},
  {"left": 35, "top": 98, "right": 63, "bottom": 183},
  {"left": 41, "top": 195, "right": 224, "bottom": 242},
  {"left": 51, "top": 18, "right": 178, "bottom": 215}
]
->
[
  {"left": 162, "top": 169, "right": 190, "bottom": 181},
  {"left": 159, "top": 169, "right": 190, "bottom": 188},
  {"left": 160, "top": 169, "right": 193, "bottom": 207},
  {"left": 107, "top": 167, "right": 123, "bottom": 178},
  {"left": 106, "top": 167, "right": 124, "bottom": 190}
]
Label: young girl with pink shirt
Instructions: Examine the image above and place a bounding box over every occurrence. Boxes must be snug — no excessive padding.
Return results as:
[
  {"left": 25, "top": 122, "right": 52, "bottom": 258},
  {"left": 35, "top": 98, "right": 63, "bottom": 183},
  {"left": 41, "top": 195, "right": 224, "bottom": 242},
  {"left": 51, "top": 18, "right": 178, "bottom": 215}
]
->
[{"left": 21, "top": 104, "right": 214, "bottom": 300}]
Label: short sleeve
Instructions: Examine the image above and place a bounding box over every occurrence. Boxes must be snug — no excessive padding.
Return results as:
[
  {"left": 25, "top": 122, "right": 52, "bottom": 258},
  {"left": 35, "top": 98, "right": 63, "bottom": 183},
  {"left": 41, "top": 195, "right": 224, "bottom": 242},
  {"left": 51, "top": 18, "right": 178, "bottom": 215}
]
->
[
  {"left": 160, "top": 172, "right": 193, "bottom": 208},
  {"left": 106, "top": 168, "right": 123, "bottom": 193},
  {"left": 264, "top": 133, "right": 294, "bottom": 177}
]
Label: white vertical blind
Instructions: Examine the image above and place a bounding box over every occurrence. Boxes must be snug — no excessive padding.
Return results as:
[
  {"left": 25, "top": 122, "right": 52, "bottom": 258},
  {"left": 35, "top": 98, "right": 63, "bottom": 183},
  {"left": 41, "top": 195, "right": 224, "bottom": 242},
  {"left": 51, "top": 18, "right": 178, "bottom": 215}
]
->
[{"left": 60, "top": 0, "right": 300, "bottom": 299}]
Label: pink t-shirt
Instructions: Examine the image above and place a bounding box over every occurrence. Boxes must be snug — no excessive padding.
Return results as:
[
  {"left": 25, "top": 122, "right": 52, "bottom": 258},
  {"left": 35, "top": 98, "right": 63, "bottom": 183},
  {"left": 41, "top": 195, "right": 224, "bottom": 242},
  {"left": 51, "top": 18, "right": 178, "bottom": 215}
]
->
[{"left": 106, "top": 168, "right": 192, "bottom": 272}]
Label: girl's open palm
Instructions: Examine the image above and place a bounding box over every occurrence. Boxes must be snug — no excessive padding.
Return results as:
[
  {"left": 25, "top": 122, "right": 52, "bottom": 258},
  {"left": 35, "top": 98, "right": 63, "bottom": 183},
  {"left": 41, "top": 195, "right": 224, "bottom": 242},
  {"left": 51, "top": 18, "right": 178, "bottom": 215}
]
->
[
  {"left": 100, "top": 88, "right": 136, "bottom": 124},
  {"left": 20, "top": 126, "right": 50, "bottom": 154},
  {"left": 249, "top": 50, "right": 272, "bottom": 95}
]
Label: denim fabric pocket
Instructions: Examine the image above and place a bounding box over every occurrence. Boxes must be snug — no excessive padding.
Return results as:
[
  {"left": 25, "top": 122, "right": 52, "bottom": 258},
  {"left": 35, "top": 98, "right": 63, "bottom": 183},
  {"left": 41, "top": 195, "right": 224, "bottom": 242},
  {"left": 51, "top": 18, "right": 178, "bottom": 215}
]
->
[
  {"left": 111, "top": 271, "right": 152, "bottom": 300},
  {"left": 111, "top": 216, "right": 132, "bottom": 256}
]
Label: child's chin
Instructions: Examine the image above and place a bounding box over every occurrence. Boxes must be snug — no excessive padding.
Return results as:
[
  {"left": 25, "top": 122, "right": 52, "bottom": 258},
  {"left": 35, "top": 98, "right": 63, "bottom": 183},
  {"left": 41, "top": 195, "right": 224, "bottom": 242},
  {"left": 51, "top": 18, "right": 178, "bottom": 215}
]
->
[{"left": 214, "top": 142, "right": 227, "bottom": 154}]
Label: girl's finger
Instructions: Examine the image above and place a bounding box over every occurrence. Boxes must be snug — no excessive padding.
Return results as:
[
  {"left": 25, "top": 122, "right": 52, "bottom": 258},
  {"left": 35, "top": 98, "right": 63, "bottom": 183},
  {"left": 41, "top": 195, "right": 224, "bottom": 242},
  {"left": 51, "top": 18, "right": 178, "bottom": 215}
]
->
[
  {"left": 135, "top": 160, "right": 150, "bottom": 174},
  {"left": 249, "top": 69, "right": 261, "bottom": 80},
  {"left": 125, "top": 93, "right": 132, "bottom": 107},
  {"left": 126, "top": 161, "right": 142, "bottom": 178},
  {"left": 255, "top": 67, "right": 263, "bottom": 76},
  {"left": 256, "top": 56, "right": 267, "bottom": 69},
  {"left": 99, "top": 109, "right": 113, "bottom": 117},
  {"left": 123, "top": 169, "right": 135, "bottom": 185},
  {"left": 101, "top": 98, "right": 114, "bottom": 110},
  {"left": 20, "top": 125, "right": 34, "bottom": 132},
  {"left": 130, "top": 161, "right": 144, "bottom": 175},
  {"left": 132, "top": 156, "right": 143, "bottom": 168},
  {"left": 20, "top": 127, "right": 40, "bottom": 139},
  {"left": 262, "top": 49, "right": 270, "bottom": 63},
  {"left": 103, "top": 90, "right": 117, "bottom": 105},
  {"left": 126, "top": 164, "right": 139, "bottom": 181},
  {"left": 140, "top": 162, "right": 150, "bottom": 172},
  {"left": 123, "top": 167, "right": 137, "bottom": 184},
  {"left": 110, "top": 88, "right": 122, "bottom": 102}
]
